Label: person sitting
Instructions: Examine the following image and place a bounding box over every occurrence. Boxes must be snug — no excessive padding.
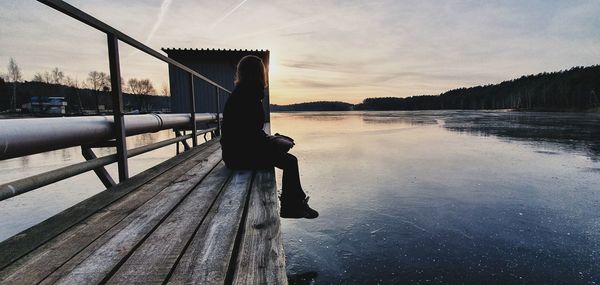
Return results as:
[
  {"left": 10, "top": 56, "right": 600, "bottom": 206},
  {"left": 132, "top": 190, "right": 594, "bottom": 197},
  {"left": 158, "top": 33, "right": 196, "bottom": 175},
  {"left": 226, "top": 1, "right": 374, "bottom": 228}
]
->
[{"left": 220, "top": 55, "right": 318, "bottom": 219}]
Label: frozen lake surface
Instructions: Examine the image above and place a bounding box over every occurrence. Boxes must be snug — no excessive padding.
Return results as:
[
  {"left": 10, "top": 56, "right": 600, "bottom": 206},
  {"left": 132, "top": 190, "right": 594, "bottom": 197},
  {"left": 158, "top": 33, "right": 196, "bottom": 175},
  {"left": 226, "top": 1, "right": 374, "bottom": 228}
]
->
[
  {"left": 272, "top": 111, "right": 599, "bottom": 285},
  {"left": 1, "top": 110, "right": 599, "bottom": 284}
]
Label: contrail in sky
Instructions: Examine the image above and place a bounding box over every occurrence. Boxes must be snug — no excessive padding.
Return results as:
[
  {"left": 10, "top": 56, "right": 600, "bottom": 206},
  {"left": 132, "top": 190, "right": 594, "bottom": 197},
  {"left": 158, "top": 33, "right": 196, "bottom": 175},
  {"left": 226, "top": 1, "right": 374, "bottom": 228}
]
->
[
  {"left": 210, "top": 0, "right": 250, "bottom": 30},
  {"left": 226, "top": 15, "right": 321, "bottom": 41},
  {"left": 224, "top": 1, "right": 373, "bottom": 41},
  {"left": 145, "top": 0, "right": 173, "bottom": 44}
]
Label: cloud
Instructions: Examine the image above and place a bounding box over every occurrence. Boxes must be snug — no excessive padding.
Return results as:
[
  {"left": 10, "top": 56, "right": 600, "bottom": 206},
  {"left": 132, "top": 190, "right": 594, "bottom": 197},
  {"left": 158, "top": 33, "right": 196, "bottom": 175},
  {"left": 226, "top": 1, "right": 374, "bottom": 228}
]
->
[
  {"left": 279, "top": 32, "right": 314, "bottom": 38},
  {"left": 281, "top": 60, "right": 337, "bottom": 71},
  {"left": 281, "top": 79, "right": 350, "bottom": 89},
  {"left": 2, "top": 0, "right": 600, "bottom": 104},
  {"left": 145, "top": 0, "right": 173, "bottom": 44},
  {"left": 224, "top": 13, "right": 323, "bottom": 42}
]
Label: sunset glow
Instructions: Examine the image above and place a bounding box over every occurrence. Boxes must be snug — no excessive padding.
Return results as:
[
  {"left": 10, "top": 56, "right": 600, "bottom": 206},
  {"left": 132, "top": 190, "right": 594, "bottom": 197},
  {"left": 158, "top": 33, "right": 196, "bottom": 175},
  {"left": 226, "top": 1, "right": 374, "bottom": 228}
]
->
[{"left": 1, "top": 0, "right": 599, "bottom": 104}]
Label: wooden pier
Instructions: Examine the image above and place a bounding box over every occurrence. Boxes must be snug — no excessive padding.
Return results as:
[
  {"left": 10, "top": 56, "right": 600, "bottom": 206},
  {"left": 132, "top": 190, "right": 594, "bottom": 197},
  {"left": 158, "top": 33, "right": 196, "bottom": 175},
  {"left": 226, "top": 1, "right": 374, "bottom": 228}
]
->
[{"left": 0, "top": 139, "right": 288, "bottom": 284}]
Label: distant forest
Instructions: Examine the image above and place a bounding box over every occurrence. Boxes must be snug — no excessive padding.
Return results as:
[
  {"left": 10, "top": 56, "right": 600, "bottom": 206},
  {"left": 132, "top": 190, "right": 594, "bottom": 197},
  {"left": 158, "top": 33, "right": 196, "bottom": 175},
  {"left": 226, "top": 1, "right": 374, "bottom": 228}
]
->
[
  {"left": 355, "top": 65, "right": 600, "bottom": 111},
  {"left": 273, "top": 65, "right": 600, "bottom": 112},
  {"left": 271, "top": 101, "right": 353, "bottom": 111},
  {"left": 3, "top": 59, "right": 599, "bottom": 114}
]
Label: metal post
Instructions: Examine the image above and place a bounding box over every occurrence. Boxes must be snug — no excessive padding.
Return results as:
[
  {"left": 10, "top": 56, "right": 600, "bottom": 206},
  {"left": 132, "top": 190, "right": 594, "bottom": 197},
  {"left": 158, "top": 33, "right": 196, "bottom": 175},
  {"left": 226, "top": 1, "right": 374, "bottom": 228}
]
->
[
  {"left": 175, "top": 130, "right": 191, "bottom": 151},
  {"left": 107, "top": 33, "right": 129, "bottom": 181},
  {"left": 189, "top": 74, "right": 198, "bottom": 147},
  {"left": 11, "top": 83, "right": 17, "bottom": 112},
  {"left": 215, "top": 86, "right": 221, "bottom": 137},
  {"left": 81, "top": 146, "right": 116, "bottom": 188}
]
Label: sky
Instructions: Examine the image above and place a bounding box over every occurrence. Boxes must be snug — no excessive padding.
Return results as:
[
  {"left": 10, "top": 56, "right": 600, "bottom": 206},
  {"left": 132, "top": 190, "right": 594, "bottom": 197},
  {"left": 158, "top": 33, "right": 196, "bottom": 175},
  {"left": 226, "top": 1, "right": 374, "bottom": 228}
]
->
[{"left": 1, "top": 0, "right": 599, "bottom": 104}]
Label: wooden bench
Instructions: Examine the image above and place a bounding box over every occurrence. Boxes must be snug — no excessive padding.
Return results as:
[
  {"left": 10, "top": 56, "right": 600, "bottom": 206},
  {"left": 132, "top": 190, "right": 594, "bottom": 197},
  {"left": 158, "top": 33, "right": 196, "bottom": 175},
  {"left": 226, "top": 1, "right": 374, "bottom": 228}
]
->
[{"left": 0, "top": 139, "right": 287, "bottom": 284}]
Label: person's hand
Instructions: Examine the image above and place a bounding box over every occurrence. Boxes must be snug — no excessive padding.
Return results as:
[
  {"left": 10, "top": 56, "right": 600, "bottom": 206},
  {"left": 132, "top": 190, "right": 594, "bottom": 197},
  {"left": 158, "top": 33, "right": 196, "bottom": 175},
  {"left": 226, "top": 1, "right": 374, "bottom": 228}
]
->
[{"left": 269, "top": 134, "right": 295, "bottom": 153}]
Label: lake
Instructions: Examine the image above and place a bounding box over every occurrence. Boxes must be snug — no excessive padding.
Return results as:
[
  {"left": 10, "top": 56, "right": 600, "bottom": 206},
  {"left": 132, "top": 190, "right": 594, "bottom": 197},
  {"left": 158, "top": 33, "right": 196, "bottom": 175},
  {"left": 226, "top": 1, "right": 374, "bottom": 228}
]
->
[{"left": 1, "top": 110, "right": 599, "bottom": 284}]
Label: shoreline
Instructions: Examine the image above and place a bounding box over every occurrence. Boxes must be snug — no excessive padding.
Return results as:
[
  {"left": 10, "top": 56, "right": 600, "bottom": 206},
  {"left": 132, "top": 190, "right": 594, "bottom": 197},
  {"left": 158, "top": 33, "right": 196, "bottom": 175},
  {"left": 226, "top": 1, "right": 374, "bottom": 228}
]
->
[
  {"left": 2, "top": 108, "right": 599, "bottom": 119},
  {"left": 271, "top": 108, "right": 600, "bottom": 113}
]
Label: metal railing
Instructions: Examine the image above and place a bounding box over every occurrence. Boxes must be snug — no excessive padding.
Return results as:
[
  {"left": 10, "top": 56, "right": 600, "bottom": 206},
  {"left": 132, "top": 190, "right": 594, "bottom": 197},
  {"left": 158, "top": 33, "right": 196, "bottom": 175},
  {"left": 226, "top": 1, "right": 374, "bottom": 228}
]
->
[{"left": 0, "top": 0, "right": 232, "bottom": 201}]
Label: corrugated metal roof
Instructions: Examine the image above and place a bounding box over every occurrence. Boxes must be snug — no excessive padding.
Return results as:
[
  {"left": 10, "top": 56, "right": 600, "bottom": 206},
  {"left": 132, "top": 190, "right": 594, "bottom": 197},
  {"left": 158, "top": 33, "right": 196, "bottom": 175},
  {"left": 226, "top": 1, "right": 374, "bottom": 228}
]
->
[{"left": 161, "top": 48, "right": 269, "bottom": 52}]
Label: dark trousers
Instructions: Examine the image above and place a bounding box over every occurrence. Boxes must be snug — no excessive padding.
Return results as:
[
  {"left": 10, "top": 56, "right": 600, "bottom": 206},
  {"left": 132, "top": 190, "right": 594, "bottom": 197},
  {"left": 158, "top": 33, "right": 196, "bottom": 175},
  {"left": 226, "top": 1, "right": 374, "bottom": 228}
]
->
[
  {"left": 223, "top": 147, "right": 307, "bottom": 202},
  {"left": 270, "top": 153, "right": 307, "bottom": 202}
]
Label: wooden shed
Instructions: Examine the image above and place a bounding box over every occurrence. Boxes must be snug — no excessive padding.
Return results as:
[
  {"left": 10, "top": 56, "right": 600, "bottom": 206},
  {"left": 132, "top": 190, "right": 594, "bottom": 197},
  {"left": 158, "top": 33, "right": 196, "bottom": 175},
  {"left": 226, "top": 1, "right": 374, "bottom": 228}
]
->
[{"left": 162, "top": 48, "right": 271, "bottom": 121}]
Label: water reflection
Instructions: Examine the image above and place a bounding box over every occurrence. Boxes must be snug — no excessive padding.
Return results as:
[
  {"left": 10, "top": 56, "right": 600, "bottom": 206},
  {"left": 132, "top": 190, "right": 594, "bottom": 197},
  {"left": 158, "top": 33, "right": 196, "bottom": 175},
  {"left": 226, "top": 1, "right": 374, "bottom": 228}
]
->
[
  {"left": 272, "top": 111, "right": 600, "bottom": 284},
  {"left": 362, "top": 111, "right": 440, "bottom": 126},
  {"left": 0, "top": 130, "right": 181, "bottom": 241},
  {"left": 0, "top": 111, "right": 598, "bottom": 284},
  {"left": 359, "top": 110, "right": 600, "bottom": 161},
  {"left": 288, "top": 272, "right": 319, "bottom": 285},
  {"left": 441, "top": 111, "right": 600, "bottom": 161}
]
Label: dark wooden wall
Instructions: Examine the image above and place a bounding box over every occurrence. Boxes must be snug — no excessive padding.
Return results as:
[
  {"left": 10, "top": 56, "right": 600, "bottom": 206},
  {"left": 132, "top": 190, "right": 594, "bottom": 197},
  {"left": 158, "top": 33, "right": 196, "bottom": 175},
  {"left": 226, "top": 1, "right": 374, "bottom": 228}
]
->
[{"left": 163, "top": 49, "right": 270, "bottom": 121}]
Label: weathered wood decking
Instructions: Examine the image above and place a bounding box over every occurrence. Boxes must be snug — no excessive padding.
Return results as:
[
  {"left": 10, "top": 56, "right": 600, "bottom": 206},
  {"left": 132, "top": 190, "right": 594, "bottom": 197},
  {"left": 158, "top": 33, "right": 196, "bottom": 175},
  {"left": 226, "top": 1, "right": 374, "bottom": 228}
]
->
[{"left": 0, "top": 139, "right": 287, "bottom": 284}]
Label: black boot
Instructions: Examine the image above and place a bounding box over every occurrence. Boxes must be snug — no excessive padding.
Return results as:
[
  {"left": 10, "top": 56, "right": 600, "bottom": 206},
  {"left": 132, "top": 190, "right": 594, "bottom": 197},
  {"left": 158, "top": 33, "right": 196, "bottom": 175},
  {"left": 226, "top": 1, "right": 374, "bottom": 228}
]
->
[{"left": 280, "top": 196, "right": 319, "bottom": 219}]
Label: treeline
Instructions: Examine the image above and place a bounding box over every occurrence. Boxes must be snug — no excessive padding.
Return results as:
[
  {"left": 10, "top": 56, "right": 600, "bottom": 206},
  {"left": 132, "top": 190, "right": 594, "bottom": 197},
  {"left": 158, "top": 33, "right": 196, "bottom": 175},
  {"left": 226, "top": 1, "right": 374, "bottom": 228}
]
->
[
  {"left": 0, "top": 81, "right": 170, "bottom": 114},
  {"left": 355, "top": 65, "right": 600, "bottom": 111},
  {"left": 271, "top": 101, "right": 353, "bottom": 111},
  {"left": 0, "top": 57, "right": 169, "bottom": 114}
]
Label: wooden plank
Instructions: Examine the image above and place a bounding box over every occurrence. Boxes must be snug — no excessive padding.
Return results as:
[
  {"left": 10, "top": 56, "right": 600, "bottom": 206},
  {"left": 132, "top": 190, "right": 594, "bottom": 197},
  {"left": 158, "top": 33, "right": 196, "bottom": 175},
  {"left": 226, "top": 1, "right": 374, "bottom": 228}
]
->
[
  {"left": 0, "top": 142, "right": 222, "bottom": 285},
  {"left": 106, "top": 162, "right": 231, "bottom": 285},
  {"left": 38, "top": 149, "right": 223, "bottom": 285},
  {"left": 166, "top": 170, "right": 254, "bottom": 285},
  {"left": 0, "top": 139, "right": 217, "bottom": 271},
  {"left": 232, "top": 169, "right": 288, "bottom": 285}
]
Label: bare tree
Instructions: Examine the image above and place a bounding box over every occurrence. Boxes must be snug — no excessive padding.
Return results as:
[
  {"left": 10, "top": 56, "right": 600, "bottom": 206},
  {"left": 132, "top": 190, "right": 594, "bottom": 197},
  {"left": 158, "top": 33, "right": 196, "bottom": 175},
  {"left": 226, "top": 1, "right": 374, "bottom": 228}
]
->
[
  {"left": 7, "top": 58, "right": 22, "bottom": 112},
  {"left": 87, "top": 71, "right": 110, "bottom": 113},
  {"left": 32, "top": 68, "right": 62, "bottom": 84},
  {"left": 127, "top": 78, "right": 155, "bottom": 96},
  {"left": 86, "top": 71, "right": 110, "bottom": 91},
  {"left": 32, "top": 72, "right": 45, "bottom": 83},
  {"left": 65, "top": 76, "right": 84, "bottom": 113},
  {"left": 50, "top": 67, "right": 64, "bottom": 84},
  {"left": 160, "top": 83, "right": 169, "bottom": 96},
  {"left": 31, "top": 71, "right": 54, "bottom": 84},
  {"left": 64, "top": 76, "right": 79, "bottom": 88},
  {"left": 7, "top": 58, "right": 22, "bottom": 82},
  {"left": 127, "top": 78, "right": 156, "bottom": 112}
]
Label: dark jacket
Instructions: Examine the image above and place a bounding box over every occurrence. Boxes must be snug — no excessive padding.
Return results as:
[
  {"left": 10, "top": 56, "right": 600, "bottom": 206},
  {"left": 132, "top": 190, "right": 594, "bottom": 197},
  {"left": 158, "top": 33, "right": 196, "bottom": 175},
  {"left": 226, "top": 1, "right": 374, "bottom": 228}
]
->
[{"left": 220, "top": 83, "right": 270, "bottom": 168}]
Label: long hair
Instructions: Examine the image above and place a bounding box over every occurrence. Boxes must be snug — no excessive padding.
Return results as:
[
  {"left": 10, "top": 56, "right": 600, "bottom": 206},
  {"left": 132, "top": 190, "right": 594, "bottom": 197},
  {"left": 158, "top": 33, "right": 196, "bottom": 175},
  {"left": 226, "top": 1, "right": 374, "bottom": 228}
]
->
[{"left": 235, "top": 55, "right": 268, "bottom": 88}]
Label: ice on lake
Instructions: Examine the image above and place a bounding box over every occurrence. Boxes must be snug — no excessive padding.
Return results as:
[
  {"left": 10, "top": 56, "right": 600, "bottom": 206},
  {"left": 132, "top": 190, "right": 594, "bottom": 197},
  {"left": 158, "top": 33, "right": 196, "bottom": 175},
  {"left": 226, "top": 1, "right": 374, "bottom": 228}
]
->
[
  {"left": 1, "top": 110, "right": 599, "bottom": 284},
  {"left": 275, "top": 111, "right": 600, "bottom": 284}
]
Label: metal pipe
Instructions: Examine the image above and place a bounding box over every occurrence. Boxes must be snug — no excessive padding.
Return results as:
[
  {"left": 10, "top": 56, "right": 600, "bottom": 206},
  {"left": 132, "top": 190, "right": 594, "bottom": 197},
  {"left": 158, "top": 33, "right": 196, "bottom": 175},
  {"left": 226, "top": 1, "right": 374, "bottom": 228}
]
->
[
  {"left": 0, "top": 128, "right": 216, "bottom": 202},
  {"left": 0, "top": 113, "right": 217, "bottom": 160}
]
